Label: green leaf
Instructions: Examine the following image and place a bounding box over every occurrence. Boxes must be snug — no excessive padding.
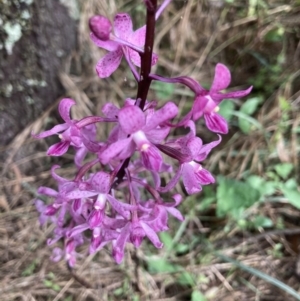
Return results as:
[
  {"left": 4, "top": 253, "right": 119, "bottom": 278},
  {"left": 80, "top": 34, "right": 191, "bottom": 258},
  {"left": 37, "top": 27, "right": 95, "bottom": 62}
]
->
[
  {"left": 246, "top": 175, "right": 277, "bottom": 197},
  {"left": 178, "top": 271, "right": 195, "bottom": 286},
  {"left": 147, "top": 258, "right": 180, "bottom": 273},
  {"left": 240, "top": 97, "right": 263, "bottom": 115},
  {"left": 232, "top": 111, "right": 262, "bottom": 134},
  {"left": 264, "top": 27, "right": 284, "bottom": 42},
  {"left": 281, "top": 186, "right": 300, "bottom": 209},
  {"left": 218, "top": 99, "right": 235, "bottom": 122},
  {"left": 191, "top": 290, "right": 207, "bottom": 301},
  {"left": 253, "top": 215, "right": 273, "bottom": 228},
  {"left": 216, "top": 176, "right": 260, "bottom": 217},
  {"left": 152, "top": 81, "right": 174, "bottom": 100},
  {"left": 274, "top": 163, "right": 293, "bottom": 180}
]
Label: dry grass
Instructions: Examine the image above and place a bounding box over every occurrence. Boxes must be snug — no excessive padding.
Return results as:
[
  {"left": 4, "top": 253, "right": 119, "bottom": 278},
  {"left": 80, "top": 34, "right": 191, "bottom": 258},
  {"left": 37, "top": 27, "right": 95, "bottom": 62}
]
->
[{"left": 1, "top": 0, "right": 300, "bottom": 300}]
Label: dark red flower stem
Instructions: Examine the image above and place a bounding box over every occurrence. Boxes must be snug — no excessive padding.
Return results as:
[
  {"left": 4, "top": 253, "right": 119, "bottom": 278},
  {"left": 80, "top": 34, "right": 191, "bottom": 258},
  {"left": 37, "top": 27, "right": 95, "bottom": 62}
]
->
[
  {"left": 115, "top": 0, "right": 158, "bottom": 185},
  {"left": 136, "top": 0, "right": 157, "bottom": 110}
]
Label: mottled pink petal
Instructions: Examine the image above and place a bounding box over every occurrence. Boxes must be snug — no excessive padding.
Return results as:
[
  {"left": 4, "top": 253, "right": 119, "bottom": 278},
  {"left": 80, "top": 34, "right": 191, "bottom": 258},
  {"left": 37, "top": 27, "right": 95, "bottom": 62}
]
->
[
  {"left": 51, "top": 165, "right": 69, "bottom": 185},
  {"left": 114, "top": 13, "right": 133, "bottom": 39},
  {"left": 182, "top": 164, "right": 201, "bottom": 195},
  {"left": 187, "top": 137, "right": 203, "bottom": 158},
  {"left": 212, "top": 86, "right": 253, "bottom": 103},
  {"left": 99, "top": 137, "right": 133, "bottom": 164},
  {"left": 204, "top": 112, "right": 228, "bottom": 134},
  {"left": 130, "top": 25, "right": 146, "bottom": 46},
  {"left": 96, "top": 49, "right": 123, "bottom": 78},
  {"left": 106, "top": 194, "right": 134, "bottom": 219},
  {"left": 50, "top": 247, "right": 64, "bottom": 262},
  {"left": 128, "top": 48, "right": 158, "bottom": 67},
  {"left": 192, "top": 95, "right": 209, "bottom": 121},
  {"left": 33, "top": 123, "right": 69, "bottom": 139},
  {"left": 89, "top": 16, "right": 112, "bottom": 41},
  {"left": 90, "top": 33, "right": 119, "bottom": 51},
  {"left": 38, "top": 186, "right": 58, "bottom": 197},
  {"left": 130, "top": 226, "right": 145, "bottom": 247},
  {"left": 66, "top": 190, "right": 97, "bottom": 200},
  {"left": 141, "top": 144, "right": 163, "bottom": 172},
  {"left": 118, "top": 106, "right": 146, "bottom": 134},
  {"left": 140, "top": 222, "right": 163, "bottom": 248},
  {"left": 102, "top": 103, "right": 120, "bottom": 118},
  {"left": 158, "top": 165, "right": 183, "bottom": 193},
  {"left": 47, "top": 141, "right": 70, "bottom": 156},
  {"left": 166, "top": 207, "right": 184, "bottom": 221},
  {"left": 59, "top": 98, "right": 76, "bottom": 124},
  {"left": 74, "top": 147, "right": 88, "bottom": 168},
  {"left": 195, "top": 168, "right": 215, "bottom": 185},
  {"left": 146, "top": 127, "right": 170, "bottom": 143},
  {"left": 144, "top": 102, "right": 178, "bottom": 131},
  {"left": 211, "top": 63, "right": 231, "bottom": 91},
  {"left": 113, "top": 223, "right": 131, "bottom": 264},
  {"left": 91, "top": 172, "right": 110, "bottom": 194},
  {"left": 195, "top": 135, "right": 221, "bottom": 162}
]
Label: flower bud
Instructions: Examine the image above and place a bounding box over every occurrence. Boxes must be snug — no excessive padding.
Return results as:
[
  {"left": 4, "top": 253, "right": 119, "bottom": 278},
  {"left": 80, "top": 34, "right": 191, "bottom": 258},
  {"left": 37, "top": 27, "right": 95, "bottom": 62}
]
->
[{"left": 89, "top": 15, "right": 112, "bottom": 41}]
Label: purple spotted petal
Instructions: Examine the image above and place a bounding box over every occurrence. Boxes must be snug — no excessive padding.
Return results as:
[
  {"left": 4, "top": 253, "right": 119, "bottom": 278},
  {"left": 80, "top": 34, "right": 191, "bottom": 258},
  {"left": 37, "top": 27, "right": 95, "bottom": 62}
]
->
[
  {"left": 118, "top": 105, "right": 146, "bottom": 134},
  {"left": 140, "top": 222, "right": 163, "bottom": 248},
  {"left": 38, "top": 186, "right": 58, "bottom": 197},
  {"left": 130, "top": 25, "right": 146, "bottom": 46},
  {"left": 211, "top": 63, "right": 231, "bottom": 91},
  {"left": 146, "top": 127, "right": 170, "bottom": 144},
  {"left": 59, "top": 98, "right": 76, "bottom": 124},
  {"left": 90, "top": 33, "right": 119, "bottom": 51},
  {"left": 74, "top": 147, "right": 88, "bottom": 168},
  {"left": 91, "top": 172, "right": 111, "bottom": 194},
  {"left": 51, "top": 165, "right": 69, "bottom": 185},
  {"left": 187, "top": 137, "right": 203, "bottom": 158},
  {"left": 113, "top": 223, "right": 131, "bottom": 264},
  {"left": 106, "top": 194, "right": 135, "bottom": 219},
  {"left": 166, "top": 207, "right": 184, "bottom": 221},
  {"left": 114, "top": 13, "right": 133, "bottom": 39},
  {"left": 96, "top": 48, "right": 122, "bottom": 78},
  {"left": 158, "top": 165, "right": 183, "bottom": 193},
  {"left": 204, "top": 112, "right": 228, "bottom": 134},
  {"left": 195, "top": 167, "right": 215, "bottom": 185},
  {"left": 33, "top": 123, "right": 69, "bottom": 139},
  {"left": 99, "top": 137, "right": 133, "bottom": 164},
  {"left": 47, "top": 141, "right": 70, "bottom": 156},
  {"left": 144, "top": 102, "right": 178, "bottom": 131},
  {"left": 195, "top": 134, "right": 222, "bottom": 162},
  {"left": 141, "top": 144, "right": 163, "bottom": 172},
  {"left": 192, "top": 95, "right": 209, "bottom": 121},
  {"left": 102, "top": 103, "right": 120, "bottom": 118},
  {"left": 66, "top": 190, "right": 97, "bottom": 200},
  {"left": 182, "top": 163, "right": 202, "bottom": 195},
  {"left": 212, "top": 86, "right": 253, "bottom": 103}
]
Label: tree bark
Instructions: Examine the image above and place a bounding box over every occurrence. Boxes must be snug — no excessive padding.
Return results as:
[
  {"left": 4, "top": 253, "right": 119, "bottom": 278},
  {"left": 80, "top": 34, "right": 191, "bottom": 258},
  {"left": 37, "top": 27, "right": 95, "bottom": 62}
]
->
[{"left": 0, "top": 0, "right": 77, "bottom": 146}]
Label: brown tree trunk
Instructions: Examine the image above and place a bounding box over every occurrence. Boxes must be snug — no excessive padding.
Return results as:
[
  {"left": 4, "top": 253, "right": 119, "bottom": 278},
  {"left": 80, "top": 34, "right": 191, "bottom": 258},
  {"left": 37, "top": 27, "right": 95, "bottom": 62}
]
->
[{"left": 0, "top": 0, "right": 77, "bottom": 146}]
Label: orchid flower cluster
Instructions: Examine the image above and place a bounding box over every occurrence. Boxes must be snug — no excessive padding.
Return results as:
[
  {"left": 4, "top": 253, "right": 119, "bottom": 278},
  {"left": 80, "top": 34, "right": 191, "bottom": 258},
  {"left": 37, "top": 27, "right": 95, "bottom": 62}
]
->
[{"left": 34, "top": 0, "right": 252, "bottom": 266}]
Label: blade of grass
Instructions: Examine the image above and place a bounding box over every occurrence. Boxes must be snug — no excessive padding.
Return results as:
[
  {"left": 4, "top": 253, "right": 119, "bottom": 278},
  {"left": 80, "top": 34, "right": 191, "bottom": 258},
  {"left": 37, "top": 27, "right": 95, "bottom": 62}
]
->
[{"left": 214, "top": 252, "right": 300, "bottom": 300}]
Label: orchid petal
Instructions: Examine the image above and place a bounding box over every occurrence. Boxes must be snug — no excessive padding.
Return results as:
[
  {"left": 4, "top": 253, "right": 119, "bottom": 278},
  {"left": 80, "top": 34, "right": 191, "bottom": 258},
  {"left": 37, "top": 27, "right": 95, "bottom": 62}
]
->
[
  {"left": 182, "top": 163, "right": 201, "bottom": 195},
  {"left": 113, "top": 223, "right": 131, "bottom": 264},
  {"left": 59, "top": 98, "right": 76, "bottom": 124},
  {"left": 195, "top": 168, "right": 215, "bottom": 185},
  {"left": 195, "top": 134, "right": 222, "bottom": 161},
  {"left": 114, "top": 13, "right": 133, "bottom": 39},
  {"left": 166, "top": 207, "right": 184, "bottom": 221},
  {"left": 192, "top": 95, "right": 209, "bottom": 121},
  {"left": 140, "top": 144, "right": 163, "bottom": 172},
  {"left": 38, "top": 186, "right": 58, "bottom": 197},
  {"left": 187, "top": 137, "right": 203, "bottom": 158},
  {"left": 118, "top": 105, "right": 146, "bottom": 134},
  {"left": 47, "top": 141, "right": 70, "bottom": 156},
  {"left": 158, "top": 165, "right": 183, "bottom": 193},
  {"left": 99, "top": 137, "right": 133, "bottom": 164},
  {"left": 212, "top": 86, "right": 253, "bottom": 103},
  {"left": 96, "top": 48, "right": 122, "bottom": 78},
  {"left": 144, "top": 102, "right": 178, "bottom": 131},
  {"left": 106, "top": 194, "right": 134, "bottom": 219},
  {"left": 74, "top": 147, "right": 88, "bottom": 168},
  {"left": 91, "top": 172, "right": 111, "bottom": 194},
  {"left": 102, "top": 103, "right": 120, "bottom": 118},
  {"left": 90, "top": 33, "right": 119, "bottom": 51},
  {"left": 140, "top": 222, "right": 163, "bottom": 248},
  {"left": 66, "top": 190, "right": 97, "bottom": 200},
  {"left": 146, "top": 127, "right": 170, "bottom": 143},
  {"left": 33, "top": 123, "right": 69, "bottom": 139},
  {"left": 204, "top": 112, "right": 228, "bottom": 134},
  {"left": 211, "top": 63, "right": 231, "bottom": 91}
]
